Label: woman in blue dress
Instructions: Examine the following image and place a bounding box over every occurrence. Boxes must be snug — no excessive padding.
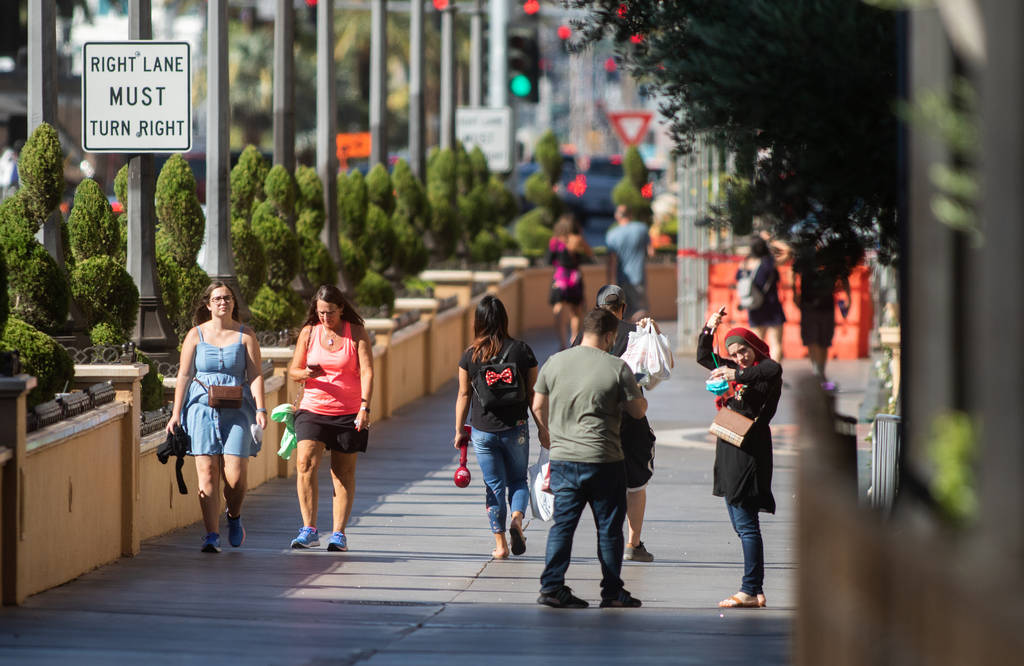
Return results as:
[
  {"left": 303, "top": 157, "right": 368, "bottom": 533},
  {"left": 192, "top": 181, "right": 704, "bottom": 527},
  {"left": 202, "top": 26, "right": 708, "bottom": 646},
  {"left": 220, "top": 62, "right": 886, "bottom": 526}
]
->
[{"left": 167, "top": 282, "right": 268, "bottom": 552}]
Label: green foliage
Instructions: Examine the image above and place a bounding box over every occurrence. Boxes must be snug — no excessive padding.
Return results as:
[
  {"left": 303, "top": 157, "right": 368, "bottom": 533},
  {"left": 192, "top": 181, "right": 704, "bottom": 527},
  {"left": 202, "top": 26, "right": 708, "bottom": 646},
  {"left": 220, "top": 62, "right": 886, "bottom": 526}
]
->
[
  {"left": 0, "top": 250, "right": 7, "bottom": 334},
  {"left": 487, "top": 175, "right": 519, "bottom": 229},
  {"left": 229, "top": 145, "right": 269, "bottom": 221},
  {"left": 523, "top": 172, "right": 561, "bottom": 223},
  {"left": 928, "top": 411, "right": 978, "bottom": 526},
  {"left": 454, "top": 142, "right": 474, "bottom": 195},
  {"left": 0, "top": 192, "right": 34, "bottom": 236},
  {"left": 392, "top": 159, "right": 430, "bottom": 233},
  {"left": 252, "top": 200, "right": 300, "bottom": 290},
  {"left": 469, "top": 230, "right": 503, "bottom": 264},
  {"left": 248, "top": 284, "right": 304, "bottom": 331},
  {"left": 155, "top": 252, "right": 182, "bottom": 331},
  {"left": 264, "top": 164, "right": 296, "bottom": 218},
  {"left": 720, "top": 175, "right": 755, "bottom": 236},
  {"left": 295, "top": 165, "right": 324, "bottom": 214},
  {"left": 365, "top": 164, "right": 395, "bottom": 216},
  {"left": 392, "top": 217, "right": 429, "bottom": 276},
  {"left": 514, "top": 209, "right": 552, "bottom": 258},
  {"left": 427, "top": 148, "right": 460, "bottom": 261},
  {"left": 68, "top": 178, "right": 120, "bottom": 262},
  {"left": 494, "top": 225, "right": 518, "bottom": 252},
  {"left": 114, "top": 164, "right": 128, "bottom": 211},
  {"left": 460, "top": 184, "right": 492, "bottom": 238},
  {"left": 338, "top": 169, "right": 368, "bottom": 241},
  {"left": 338, "top": 234, "right": 368, "bottom": 287},
  {"left": 155, "top": 154, "right": 205, "bottom": 265},
  {"left": 171, "top": 264, "right": 210, "bottom": 340},
  {"left": 298, "top": 233, "right": 337, "bottom": 288},
  {"left": 230, "top": 216, "right": 266, "bottom": 302},
  {"left": 535, "top": 131, "right": 562, "bottom": 184},
  {"left": 574, "top": 0, "right": 900, "bottom": 267},
  {"left": 17, "top": 122, "right": 64, "bottom": 226},
  {"left": 612, "top": 147, "right": 652, "bottom": 222},
  {"left": 70, "top": 256, "right": 139, "bottom": 341},
  {"left": 135, "top": 349, "right": 166, "bottom": 411},
  {"left": 468, "top": 146, "right": 490, "bottom": 188},
  {"left": 0, "top": 224, "right": 70, "bottom": 334},
  {"left": 293, "top": 167, "right": 335, "bottom": 289},
  {"left": 0, "top": 317, "right": 74, "bottom": 408},
  {"left": 364, "top": 204, "right": 397, "bottom": 273},
  {"left": 355, "top": 269, "right": 394, "bottom": 312}
]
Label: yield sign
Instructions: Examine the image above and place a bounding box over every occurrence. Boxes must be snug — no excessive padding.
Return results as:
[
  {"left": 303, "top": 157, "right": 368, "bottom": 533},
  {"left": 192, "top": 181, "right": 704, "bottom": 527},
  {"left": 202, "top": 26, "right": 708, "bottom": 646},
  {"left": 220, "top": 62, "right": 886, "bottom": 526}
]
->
[{"left": 607, "top": 111, "right": 653, "bottom": 146}]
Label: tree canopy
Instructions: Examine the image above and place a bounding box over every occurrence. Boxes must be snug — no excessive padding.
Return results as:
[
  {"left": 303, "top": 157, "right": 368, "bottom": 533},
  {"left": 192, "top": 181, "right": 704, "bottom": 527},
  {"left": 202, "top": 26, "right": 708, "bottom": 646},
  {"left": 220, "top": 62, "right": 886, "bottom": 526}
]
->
[{"left": 571, "top": 0, "right": 901, "bottom": 269}]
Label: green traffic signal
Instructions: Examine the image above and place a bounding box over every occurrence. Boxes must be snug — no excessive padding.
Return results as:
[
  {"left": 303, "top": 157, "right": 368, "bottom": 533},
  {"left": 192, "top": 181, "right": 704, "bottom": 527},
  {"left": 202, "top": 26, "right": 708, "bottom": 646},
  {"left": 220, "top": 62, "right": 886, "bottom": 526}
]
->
[{"left": 510, "top": 74, "right": 532, "bottom": 98}]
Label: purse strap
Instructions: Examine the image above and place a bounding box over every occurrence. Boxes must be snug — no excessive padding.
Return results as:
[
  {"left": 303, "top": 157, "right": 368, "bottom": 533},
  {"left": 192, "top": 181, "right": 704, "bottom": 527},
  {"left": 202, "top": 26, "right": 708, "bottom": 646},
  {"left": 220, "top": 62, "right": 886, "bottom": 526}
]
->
[{"left": 292, "top": 325, "right": 317, "bottom": 407}]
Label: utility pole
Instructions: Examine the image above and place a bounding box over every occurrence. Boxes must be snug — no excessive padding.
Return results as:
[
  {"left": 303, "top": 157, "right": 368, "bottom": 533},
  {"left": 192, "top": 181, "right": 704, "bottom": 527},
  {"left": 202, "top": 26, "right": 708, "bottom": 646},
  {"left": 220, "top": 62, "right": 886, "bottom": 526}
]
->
[
  {"left": 202, "top": 0, "right": 249, "bottom": 321},
  {"left": 409, "top": 0, "right": 425, "bottom": 178},
  {"left": 469, "top": 0, "right": 484, "bottom": 107},
  {"left": 318, "top": 0, "right": 344, "bottom": 289},
  {"left": 369, "top": 0, "right": 388, "bottom": 167},
  {"left": 127, "top": 0, "right": 176, "bottom": 354},
  {"left": 273, "top": 0, "right": 296, "bottom": 173},
  {"left": 440, "top": 5, "right": 456, "bottom": 149},
  {"left": 488, "top": 0, "right": 507, "bottom": 108}
]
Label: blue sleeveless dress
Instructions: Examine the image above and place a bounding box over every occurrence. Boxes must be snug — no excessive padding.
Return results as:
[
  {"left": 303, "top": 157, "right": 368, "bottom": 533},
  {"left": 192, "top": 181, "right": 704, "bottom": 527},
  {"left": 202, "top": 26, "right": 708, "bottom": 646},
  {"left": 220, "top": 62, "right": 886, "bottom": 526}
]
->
[{"left": 182, "top": 326, "right": 260, "bottom": 457}]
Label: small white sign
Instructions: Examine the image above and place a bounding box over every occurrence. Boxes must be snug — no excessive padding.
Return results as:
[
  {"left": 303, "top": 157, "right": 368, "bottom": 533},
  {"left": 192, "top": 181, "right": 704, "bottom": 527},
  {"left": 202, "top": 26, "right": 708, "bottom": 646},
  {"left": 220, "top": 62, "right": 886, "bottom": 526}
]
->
[
  {"left": 82, "top": 41, "right": 192, "bottom": 153},
  {"left": 456, "top": 106, "right": 512, "bottom": 173}
]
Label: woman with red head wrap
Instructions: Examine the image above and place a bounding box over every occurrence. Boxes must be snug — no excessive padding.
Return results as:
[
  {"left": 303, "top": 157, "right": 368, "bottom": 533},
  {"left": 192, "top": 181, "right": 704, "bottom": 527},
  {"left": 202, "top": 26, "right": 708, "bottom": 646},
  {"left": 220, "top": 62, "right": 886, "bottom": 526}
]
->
[{"left": 697, "top": 307, "right": 783, "bottom": 609}]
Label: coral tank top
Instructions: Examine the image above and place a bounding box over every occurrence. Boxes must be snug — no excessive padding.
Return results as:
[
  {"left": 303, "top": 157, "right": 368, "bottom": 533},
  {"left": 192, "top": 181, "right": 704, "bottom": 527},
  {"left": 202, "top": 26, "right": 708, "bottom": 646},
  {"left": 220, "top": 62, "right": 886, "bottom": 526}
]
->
[{"left": 298, "top": 322, "right": 362, "bottom": 416}]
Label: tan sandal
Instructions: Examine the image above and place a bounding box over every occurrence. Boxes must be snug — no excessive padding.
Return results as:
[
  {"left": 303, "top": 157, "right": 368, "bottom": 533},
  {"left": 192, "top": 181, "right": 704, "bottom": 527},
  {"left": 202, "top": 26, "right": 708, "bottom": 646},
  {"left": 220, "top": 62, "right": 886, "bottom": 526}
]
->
[{"left": 718, "top": 594, "right": 762, "bottom": 608}]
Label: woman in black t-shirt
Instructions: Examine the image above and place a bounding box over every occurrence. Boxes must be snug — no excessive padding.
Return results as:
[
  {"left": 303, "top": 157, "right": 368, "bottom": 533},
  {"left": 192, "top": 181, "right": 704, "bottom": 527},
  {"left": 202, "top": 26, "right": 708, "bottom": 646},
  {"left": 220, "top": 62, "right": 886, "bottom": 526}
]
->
[{"left": 454, "top": 295, "right": 539, "bottom": 559}]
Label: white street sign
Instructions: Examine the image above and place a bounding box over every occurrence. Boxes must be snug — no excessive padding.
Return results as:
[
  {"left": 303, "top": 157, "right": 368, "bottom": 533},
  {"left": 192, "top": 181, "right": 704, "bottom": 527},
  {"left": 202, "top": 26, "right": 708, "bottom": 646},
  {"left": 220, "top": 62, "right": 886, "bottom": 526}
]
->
[
  {"left": 456, "top": 106, "right": 512, "bottom": 173},
  {"left": 82, "top": 41, "right": 192, "bottom": 153}
]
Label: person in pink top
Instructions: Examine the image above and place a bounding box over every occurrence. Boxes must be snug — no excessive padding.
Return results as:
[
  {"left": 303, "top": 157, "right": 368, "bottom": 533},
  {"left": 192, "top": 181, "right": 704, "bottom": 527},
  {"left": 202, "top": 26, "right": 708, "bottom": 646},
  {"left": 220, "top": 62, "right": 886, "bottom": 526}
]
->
[
  {"left": 547, "top": 214, "right": 593, "bottom": 349},
  {"left": 287, "top": 285, "right": 374, "bottom": 551}
]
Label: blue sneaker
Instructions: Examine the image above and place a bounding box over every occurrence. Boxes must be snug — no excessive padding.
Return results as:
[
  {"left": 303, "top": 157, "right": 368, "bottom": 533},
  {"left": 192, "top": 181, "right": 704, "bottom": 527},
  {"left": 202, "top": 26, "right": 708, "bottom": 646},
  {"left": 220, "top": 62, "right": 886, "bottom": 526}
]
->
[
  {"left": 227, "top": 513, "right": 245, "bottom": 547},
  {"left": 290, "top": 526, "right": 320, "bottom": 549},
  {"left": 201, "top": 533, "right": 221, "bottom": 553},
  {"left": 327, "top": 531, "right": 348, "bottom": 552}
]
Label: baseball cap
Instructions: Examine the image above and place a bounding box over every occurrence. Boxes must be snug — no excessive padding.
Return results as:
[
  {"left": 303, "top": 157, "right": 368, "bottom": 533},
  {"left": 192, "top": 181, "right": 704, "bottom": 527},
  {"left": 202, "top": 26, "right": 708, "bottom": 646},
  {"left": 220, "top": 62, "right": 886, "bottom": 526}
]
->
[{"left": 596, "top": 284, "right": 626, "bottom": 308}]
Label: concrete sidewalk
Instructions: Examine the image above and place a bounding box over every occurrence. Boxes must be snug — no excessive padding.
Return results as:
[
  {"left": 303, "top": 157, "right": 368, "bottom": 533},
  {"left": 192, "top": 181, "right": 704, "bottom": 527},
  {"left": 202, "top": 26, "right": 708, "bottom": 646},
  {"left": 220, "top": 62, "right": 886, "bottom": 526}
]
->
[{"left": 0, "top": 324, "right": 873, "bottom": 665}]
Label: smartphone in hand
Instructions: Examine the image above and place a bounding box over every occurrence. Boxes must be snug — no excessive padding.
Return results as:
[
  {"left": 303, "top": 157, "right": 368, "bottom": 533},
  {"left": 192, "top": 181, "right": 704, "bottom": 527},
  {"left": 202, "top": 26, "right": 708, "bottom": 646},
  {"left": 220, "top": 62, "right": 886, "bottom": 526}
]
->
[
  {"left": 307, "top": 364, "right": 324, "bottom": 378},
  {"left": 838, "top": 300, "right": 849, "bottom": 319}
]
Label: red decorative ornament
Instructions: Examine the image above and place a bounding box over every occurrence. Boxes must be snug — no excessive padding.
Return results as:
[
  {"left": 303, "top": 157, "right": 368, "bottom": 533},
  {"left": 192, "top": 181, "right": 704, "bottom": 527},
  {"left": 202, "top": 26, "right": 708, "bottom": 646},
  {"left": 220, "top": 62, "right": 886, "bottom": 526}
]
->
[
  {"left": 485, "top": 368, "right": 515, "bottom": 386},
  {"left": 432, "top": 0, "right": 449, "bottom": 10},
  {"left": 630, "top": 34, "right": 644, "bottom": 44},
  {"left": 603, "top": 57, "right": 617, "bottom": 73},
  {"left": 641, "top": 183, "right": 653, "bottom": 198},
  {"left": 305, "top": 0, "right": 317, "bottom": 7},
  {"left": 523, "top": 0, "right": 540, "bottom": 15},
  {"left": 568, "top": 174, "right": 588, "bottom": 198},
  {"left": 557, "top": 25, "right": 571, "bottom": 40},
  {"left": 617, "top": 4, "right": 627, "bottom": 18}
]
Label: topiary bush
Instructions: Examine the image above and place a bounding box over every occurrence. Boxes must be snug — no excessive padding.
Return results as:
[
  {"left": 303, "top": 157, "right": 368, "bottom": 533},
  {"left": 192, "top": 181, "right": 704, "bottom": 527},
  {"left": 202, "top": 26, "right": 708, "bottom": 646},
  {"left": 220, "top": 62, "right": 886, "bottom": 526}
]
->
[
  {"left": 469, "top": 229, "right": 503, "bottom": 264},
  {"left": 135, "top": 349, "right": 165, "bottom": 412},
  {"left": 611, "top": 146, "right": 652, "bottom": 223},
  {"left": 355, "top": 269, "right": 395, "bottom": 312},
  {"left": 252, "top": 199, "right": 300, "bottom": 290},
  {"left": 392, "top": 159, "right": 430, "bottom": 233},
  {"left": 68, "top": 178, "right": 120, "bottom": 262},
  {"left": 338, "top": 169, "right": 368, "bottom": 241},
  {"left": 512, "top": 130, "right": 562, "bottom": 256},
  {"left": 338, "top": 234, "right": 368, "bottom": 287},
  {"left": 293, "top": 166, "right": 336, "bottom": 288},
  {"left": 230, "top": 216, "right": 266, "bottom": 302},
  {"left": 113, "top": 164, "right": 129, "bottom": 264},
  {"left": 70, "top": 256, "right": 139, "bottom": 341},
  {"left": 0, "top": 250, "right": 7, "bottom": 334},
  {"left": 0, "top": 222, "right": 70, "bottom": 334},
  {"left": 264, "top": 164, "right": 297, "bottom": 218},
  {"left": 230, "top": 145, "right": 269, "bottom": 222},
  {"left": 17, "top": 122, "right": 64, "bottom": 226},
  {"left": 363, "top": 203, "right": 397, "bottom": 274},
  {"left": 248, "top": 284, "right": 304, "bottom": 331},
  {"left": 365, "top": 164, "right": 395, "bottom": 216},
  {"left": 0, "top": 317, "right": 74, "bottom": 408},
  {"left": 393, "top": 217, "right": 429, "bottom": 276},
  {"left": 427, "top": 148, "right": 460, "bottom": 261},
  {"left": 513, "top": 208, "right": 552, "bottom": 259}
]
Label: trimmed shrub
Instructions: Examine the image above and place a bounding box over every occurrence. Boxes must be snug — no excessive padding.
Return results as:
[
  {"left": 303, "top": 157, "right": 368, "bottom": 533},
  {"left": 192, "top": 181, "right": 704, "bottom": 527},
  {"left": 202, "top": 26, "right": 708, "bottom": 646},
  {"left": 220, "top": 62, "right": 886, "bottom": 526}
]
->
[
  {"left": 294, "top": 167, "right": 335, "bottom": 288},
  {"left": 513, "top": 209, "right": 552, "bottom": 258},
  {"left": 252, "top": 200, "right": 300, "bottom": 290},
  {"left": 0, "top": 224, "right": 70, "bottom": 334},
  {"left": 364, "top": 204, "right": 397, "bottom": 274},
  {"left": 524, "top": 171, "right": 561, "bottom": 213},
  {"left": 611, "top": 146, "right": 652, "bottom": 222},
  {"left": 535, "top": 130, "right": 563, "bottom": 184},
  {"left": 338, "top": 234, "right": 368, "bottom": 287},
  {"left": 295, "top": 165, "right": 324, "bottom": 216},
  {"left": 0, "top": 317, "right": 74, "bottom": 408},
  {"left": 264, "top": 164, "right": 296, "bottom": 216},
  {"left": 393, "top": 217, "right": 429, "bottom": 276},
  {"left": 392, "top": 159, "right": 430, "bottom": 233},
  {"left": 155, "top": 154, "right": 204, "bottom": 265},
  {"left": 512, "top": 130, "right": 562, "bottom": 256},
  {"left": 70, "top": 256, "right": 139, "bottom": 341},
  {"left": 135, "top": 350, "right": 165, "bottom": 412},
  {"left": 230, "top": 216, "right": 266, "bottom": 302},
  {"left": 338, "top": 170, "right": 368, "bottom": 241},
  {"left": 0, "top": 193, "right": 33, "bottom": 236},
  {"left": 468, "top": 146, "right": 489, "bottom": 189},
  {"left": 17, "top": 122, "right": 64, "bottom": 226},
  {"left": 365, "top": 164, "right": 394, "bottom": 216},
  {"left": 493, "top": 224, "right": 518, "bottom": 252},
  {"left": 68, "top": 178, "right": 120, "bottom": 262},
  {"left": 230, "top": 145, "right": 268, "bottom": 222},
  {"left": 487, "top": 175, "right": 519, "bottom": 230},
  {"left": 427, "top": 148, "right": 459, "bottom": 261},
  {"left": 355, "top": 269, "right": 394, "bottom": 312},
  {"left": 298, "top": 234, "right": 336, "bottom": 288},
  {"left": 175, "top": 264, "right": 211, "bottom": 333},
  {"left": 0, "top": 250, "right": 7, "bottom": 334},
  {"left": 459, "top": 184, "right": 491, "bottom": 239},
  {"left": 114, "top": 163, "right": 128, "bottom": 209},
  {"left": 155, "top": 252, "right": 182, "bottom": 330},
  {"left": 469, "top": 230, "right": 502, "bottom": 264},
  {"left": 248, "top": 284, "right": 304, "bottom": 331},
  {"left": 88, "top": 321, "right": 123, "bottom": 345}
]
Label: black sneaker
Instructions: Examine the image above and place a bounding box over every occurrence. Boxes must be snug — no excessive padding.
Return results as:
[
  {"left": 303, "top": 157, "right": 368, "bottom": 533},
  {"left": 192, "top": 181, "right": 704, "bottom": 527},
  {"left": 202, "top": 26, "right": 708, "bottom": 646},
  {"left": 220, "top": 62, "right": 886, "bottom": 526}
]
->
[
  {"left": 600, "top": 590, "right": 642, "bottom": 608},
  {"left": 537, "top": 586, "right": 589, "bottom": 609}
]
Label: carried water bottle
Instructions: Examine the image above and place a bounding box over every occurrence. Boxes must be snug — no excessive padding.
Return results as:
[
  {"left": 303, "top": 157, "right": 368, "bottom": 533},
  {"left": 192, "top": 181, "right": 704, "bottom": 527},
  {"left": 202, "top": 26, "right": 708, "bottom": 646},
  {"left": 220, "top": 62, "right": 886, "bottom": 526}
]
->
[{"left": 454, "top": 425, "right": 472, "bottom": 488}]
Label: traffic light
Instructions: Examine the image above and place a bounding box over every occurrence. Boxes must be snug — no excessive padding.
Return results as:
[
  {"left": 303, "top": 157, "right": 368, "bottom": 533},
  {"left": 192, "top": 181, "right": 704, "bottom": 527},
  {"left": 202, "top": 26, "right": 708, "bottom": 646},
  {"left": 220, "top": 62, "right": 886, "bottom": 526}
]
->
[{"left": 507, "top": 28, "right": 540, "bottom": 103}]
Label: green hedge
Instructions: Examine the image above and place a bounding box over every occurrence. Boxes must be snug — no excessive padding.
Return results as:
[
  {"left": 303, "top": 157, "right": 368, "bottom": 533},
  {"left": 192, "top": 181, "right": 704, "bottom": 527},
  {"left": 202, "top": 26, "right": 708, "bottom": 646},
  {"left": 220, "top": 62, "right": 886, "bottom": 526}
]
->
[
  {"left": 155, "top": 154, "right": 205, "bottom": 266},
  {"left": 392, "top": 217, "right": 429, "bottom": 276},
  {"left": 252, "top": 200, "right": 300, "bottom": 290},
  {"left": 68, "top": 178, "right": 120, "bottom": 262},
  {"left": 230, "top": 146, "right": 268, "bottom": 222},
  {"left": 230, "top": 216, "right": 266, "bottom": 302},
  {"left": 70, "top": 256, "right": 139, "bottom": 341},
  {"left": 0, "top": 317, "right": 74, "bottom": 408},
  {"left": 366, "top": 164, "right": 395, "bottom": 216},
  {"left": 355, "top": 269, "right": 394, "bottom": 311},
  {"left": 248, "top": 284, "right": 304, "bottom": 331},
  {"left": 338, "top": 234, "right": 368, "bottom": 287},
  {"left": 364, "top": 204, "right": 396, "bottom": 274},
  {"left": 612, "top": 146, "right": 652, "bottom": 222},
  {"left": 338, "top": 170, "right": 368, "bottom": 241},
  {"left": 514, "top": 208, "right": 552, "bottom": 258},
  {"left": 0, "top": 223, "right": 70, "bottom": 334},
  {"left": 18, "top": 122, "right": 64, "bottom": 227},
  {"left": 298, "top": 234, "right": 336, "bottom": 288},
  {"left": 0, "top": 249, "right": 7, "bottom": 334},
  {"left": 469, "top": 230, "right": 503, "bottom": 264}
]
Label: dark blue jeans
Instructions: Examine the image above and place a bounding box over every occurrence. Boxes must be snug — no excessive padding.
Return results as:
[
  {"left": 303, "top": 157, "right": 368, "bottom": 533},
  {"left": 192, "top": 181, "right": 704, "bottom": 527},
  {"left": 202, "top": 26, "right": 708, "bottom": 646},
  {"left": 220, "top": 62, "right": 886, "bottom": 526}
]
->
[
  {"left": 539, "top": 460, "right": 627, "bottom": 600},
  {"left": 726, "top": 499, "right": 764, "bottom": 595},
  {"left": 471, "top": 424, "right": 530, "bottom": 533}
]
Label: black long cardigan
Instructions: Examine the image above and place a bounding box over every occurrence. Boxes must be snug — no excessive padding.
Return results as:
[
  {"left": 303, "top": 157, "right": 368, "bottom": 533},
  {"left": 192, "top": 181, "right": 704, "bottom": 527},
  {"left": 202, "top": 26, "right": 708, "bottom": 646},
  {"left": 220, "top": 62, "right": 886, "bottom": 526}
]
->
[{"left": 697, "top": 329, "right": 782, "bottom": 513}]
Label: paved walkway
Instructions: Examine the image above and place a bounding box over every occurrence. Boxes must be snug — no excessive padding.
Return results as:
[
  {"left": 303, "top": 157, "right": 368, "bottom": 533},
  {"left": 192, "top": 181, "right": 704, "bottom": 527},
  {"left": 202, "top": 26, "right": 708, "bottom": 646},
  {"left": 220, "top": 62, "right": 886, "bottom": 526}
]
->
[{"left": 0, "top": 324, "right": 872, "bottom": 665}]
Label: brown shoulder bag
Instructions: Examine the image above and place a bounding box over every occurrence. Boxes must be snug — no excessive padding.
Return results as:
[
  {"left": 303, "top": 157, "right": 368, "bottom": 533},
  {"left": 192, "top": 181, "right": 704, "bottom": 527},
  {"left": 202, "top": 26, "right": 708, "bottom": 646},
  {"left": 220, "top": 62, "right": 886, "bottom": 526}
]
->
[{"left": 194, "top": 379, "right": 243, "bottom": 409}]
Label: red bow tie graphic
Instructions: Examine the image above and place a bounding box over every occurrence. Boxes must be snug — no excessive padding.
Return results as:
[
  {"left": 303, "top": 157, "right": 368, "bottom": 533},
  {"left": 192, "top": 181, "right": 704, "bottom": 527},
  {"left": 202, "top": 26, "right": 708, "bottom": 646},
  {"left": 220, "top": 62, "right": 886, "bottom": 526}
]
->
[{"left": 485, "top": 368, "right": 514, "bottom": 386}]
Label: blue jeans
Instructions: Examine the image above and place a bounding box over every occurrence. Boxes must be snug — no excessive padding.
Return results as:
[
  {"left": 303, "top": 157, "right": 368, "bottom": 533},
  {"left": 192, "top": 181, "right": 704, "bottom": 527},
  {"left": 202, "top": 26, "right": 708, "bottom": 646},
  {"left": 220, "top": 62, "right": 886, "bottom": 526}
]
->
[
  {"left": 540, "top": 460, "right": 627, "bottom": 600},
  {"left": 471, "top": 424, "right": 530, "bottom": 533},
  {"left": 726, "top": 499, "right": 765, "bottom": 595}
]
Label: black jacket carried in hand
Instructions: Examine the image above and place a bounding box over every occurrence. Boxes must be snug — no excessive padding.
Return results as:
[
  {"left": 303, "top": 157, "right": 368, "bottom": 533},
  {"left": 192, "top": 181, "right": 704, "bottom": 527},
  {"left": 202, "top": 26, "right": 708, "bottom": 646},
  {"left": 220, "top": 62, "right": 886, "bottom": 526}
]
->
[{"left": 157, "top": 425, "right": 190, "bottom": 495}]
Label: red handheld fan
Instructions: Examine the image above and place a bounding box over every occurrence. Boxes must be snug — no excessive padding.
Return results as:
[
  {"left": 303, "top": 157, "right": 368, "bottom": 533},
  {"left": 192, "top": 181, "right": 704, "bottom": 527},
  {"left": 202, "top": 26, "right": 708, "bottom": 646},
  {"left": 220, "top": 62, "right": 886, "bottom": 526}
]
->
[{"left": 454, "top": 425, "right": 471, "bottom": 488}]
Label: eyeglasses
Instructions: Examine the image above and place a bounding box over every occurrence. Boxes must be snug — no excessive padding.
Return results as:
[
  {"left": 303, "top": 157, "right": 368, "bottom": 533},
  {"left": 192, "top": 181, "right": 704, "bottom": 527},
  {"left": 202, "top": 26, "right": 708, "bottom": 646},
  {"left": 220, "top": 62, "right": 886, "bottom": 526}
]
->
[
  {"left": 317, "top": 309, "right": 339, "bottom": 317},
  {"left": 210, "top": 296, "right": 233, "bottom": 303}
]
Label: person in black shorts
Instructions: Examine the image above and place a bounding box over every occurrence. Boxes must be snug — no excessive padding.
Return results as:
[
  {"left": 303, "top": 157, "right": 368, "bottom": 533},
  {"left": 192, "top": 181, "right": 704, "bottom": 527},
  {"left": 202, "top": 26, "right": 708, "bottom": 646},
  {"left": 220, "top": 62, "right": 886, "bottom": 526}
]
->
[
  {"left": 572, "top": 284, "right": 663, "bottom": 562},
  {"left": 547, "top": 214, "right": 593, "bottom": 349}
]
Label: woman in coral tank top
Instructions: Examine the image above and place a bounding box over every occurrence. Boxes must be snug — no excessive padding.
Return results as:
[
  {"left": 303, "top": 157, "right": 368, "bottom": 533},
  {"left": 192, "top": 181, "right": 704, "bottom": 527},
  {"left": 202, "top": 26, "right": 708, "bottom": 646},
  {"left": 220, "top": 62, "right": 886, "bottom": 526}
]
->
[{"left": 287, "top": 285, "right": 374, "bottom": 552}]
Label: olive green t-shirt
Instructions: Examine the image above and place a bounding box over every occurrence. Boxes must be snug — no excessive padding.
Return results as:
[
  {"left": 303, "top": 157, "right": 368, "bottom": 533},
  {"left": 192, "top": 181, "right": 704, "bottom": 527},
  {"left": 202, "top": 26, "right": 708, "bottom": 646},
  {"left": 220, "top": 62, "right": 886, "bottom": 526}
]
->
[{"left": 534, "top": 345, "right": 643, "bottom": 463}]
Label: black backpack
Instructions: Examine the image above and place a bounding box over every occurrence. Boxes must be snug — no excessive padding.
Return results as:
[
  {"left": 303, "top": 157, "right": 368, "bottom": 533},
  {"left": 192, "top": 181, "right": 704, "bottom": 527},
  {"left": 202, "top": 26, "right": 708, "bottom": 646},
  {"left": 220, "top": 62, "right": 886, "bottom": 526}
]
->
[{"left": 471, "top": 342, "right": 527, "bottom": 411}]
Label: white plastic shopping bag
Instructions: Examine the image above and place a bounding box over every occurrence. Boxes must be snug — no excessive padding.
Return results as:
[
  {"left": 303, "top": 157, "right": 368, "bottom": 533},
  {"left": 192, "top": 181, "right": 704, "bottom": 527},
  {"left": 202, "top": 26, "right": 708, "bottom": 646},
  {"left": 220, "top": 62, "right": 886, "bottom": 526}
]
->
[
  {"left": 622, "top": 321, "right": 673, "bottom": 389},
  {"left": 528, "top": 447, "right": 554, "bottom": 521}
]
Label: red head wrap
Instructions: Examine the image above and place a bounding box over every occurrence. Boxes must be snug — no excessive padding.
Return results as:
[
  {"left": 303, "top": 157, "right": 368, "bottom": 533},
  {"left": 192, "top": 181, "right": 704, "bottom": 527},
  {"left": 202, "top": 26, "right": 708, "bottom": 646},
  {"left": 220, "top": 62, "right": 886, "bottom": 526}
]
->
[{"left": 723, "top": 327, "right": 770, "bottom": 360}]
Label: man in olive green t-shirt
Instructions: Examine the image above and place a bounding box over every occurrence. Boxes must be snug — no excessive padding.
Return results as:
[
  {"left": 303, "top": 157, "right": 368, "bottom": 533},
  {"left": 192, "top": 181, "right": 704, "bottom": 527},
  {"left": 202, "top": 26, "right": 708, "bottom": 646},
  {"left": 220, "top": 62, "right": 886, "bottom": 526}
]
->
[{"left": 532, "top": 308, "right": 647, "bottom": 609}]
